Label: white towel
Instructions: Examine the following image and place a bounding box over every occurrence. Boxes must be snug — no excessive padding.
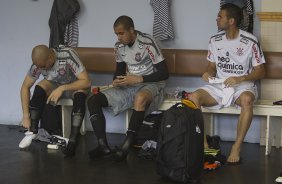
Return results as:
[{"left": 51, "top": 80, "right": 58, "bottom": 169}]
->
[{"left": 208, "top": 77, "right": 235, "bottom": 107}]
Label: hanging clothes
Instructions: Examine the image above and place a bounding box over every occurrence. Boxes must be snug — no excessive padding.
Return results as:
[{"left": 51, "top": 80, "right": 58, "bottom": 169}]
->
[
  {"left": 220, "top": 0, "right": 254, "bottom": 33},
  {"left": 64, "top": 13, "right": 79, "bottom": 47},
  {"left": 150, "top": 0, "right": 174, "bottom": 41},
  {"left": 49, "top": 0, "right": 80, "bottom": 48}
]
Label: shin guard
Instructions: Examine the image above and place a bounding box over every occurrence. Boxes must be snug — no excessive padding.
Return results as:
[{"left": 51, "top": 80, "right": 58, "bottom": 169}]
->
[{"left": 69, "top": 92, "right": 86, "bottom": 142}]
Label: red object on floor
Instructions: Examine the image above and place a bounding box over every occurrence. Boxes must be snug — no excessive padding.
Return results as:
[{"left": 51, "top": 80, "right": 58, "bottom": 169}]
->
[{"left": 92, "top": 87, "right": 100, "bottom": 94}]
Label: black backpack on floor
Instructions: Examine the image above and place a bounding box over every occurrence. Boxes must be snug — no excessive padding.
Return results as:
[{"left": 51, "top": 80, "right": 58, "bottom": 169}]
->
[
  {"left": 134, "top": 111, "right": 163, "bottom": 147},
  {"left": 156, "top": 103, "right": 204, "bottom": 183}
]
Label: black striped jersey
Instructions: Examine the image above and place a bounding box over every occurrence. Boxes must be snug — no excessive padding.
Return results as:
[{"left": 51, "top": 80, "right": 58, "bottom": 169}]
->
[
  {"left": 207, "top": 29, "right": 265, "bottom": 79},
  {"left": 114, "top": 31, "right": 164, "bottom": 76},
  {"left": 28, "top": 46, "right": 85, "bottom": 85}
]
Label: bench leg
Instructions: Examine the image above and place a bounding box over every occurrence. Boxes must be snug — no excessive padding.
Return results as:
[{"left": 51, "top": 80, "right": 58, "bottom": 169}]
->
[
  {"left": 266, "top": 116, "right": 282, "bottom": 155},
  {"left": 61, "top": 105, "right": 87, "bottom": 138},
  {"left": 265, "top": 116, "right": 273, "bottom": 155},
  {"left": 80, "top": 120, "right": 86, "bottom": 135},
  {"left": 265, "top": 116, "right": 271, "bottom": 155},
  {"left": 62, "top": 105, "right": 72, "bottom": 138},
  {"left": 272, "top": 117, "right": 282, "bottom": 149},
  {"left": 125, "top": 109, "right": 132, "bottom": 131},
  {"left": 203, "top": 113, "right": 215, "bottom": 136},
  {"left": 80, "top": 108, "right": 88, "bottom": 135}
]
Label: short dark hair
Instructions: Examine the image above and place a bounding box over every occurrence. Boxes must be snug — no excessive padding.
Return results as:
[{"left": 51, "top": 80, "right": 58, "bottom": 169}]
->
[
  {"left": 113, "top": 15, "right": 135, "bottom": 30},
  {"left": 220, "top": 3, "right": 243, "bottom": 27}
]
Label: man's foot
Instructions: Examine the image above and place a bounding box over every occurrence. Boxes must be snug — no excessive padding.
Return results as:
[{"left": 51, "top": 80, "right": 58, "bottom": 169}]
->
[
  {"left": 227, "top": 144, "right": 241, "bottom": 165},
  {"left": 88, "top": 139, "right": 111, "bottom": 159},
  {"left": 112, "top": 147, "right": 128, "bottom": 162},
  {"left": 19, "top": 131, "right": 37, "bottom": 149},
  {"left": 62, "top": 140, "right": 76, "bottom": 157}
]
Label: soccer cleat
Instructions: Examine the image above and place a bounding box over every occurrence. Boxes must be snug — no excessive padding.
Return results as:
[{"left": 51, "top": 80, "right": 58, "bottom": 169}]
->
[
  {"left": 276, "top": 176, "right": 282, "bottom": 183},
  {"left": 19, "top": 131, "right": 37, "bottom": 149},
  {"left": 276, "top": 172, "right": 282, "bottom": 183},
  {"left": 49, "top": 135, "right": 69, "bottom": 148},
  {"left": 273, "top": 100, "right": 282, "bottom": 105},
  {"left": 62, "top": 141, "right": 76, "bottom": 157}
]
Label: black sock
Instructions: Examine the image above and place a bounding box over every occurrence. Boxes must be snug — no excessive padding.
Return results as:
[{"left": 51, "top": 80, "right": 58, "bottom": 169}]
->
[
  {"left": 128, "top": 110, "right": 145, "bottom": 133},
  {"left": 90, "top": 114, "right": 107, "bottom": 140},
  {"left": 87, "top": 93, "right": 108, "bottom": 140}
]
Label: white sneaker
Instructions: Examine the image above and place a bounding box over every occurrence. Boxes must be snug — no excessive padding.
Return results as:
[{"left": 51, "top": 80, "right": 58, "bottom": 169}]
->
[
  {"left": 19, "top": 131, "right": 37, "bottom": 149},
  {"left": 276, "top": 176, "right": 282, "bottom": 183}
]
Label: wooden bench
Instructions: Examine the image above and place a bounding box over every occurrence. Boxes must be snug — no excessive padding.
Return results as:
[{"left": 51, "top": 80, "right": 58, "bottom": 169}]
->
[{"left": 59, "top": 47, "right": 282, "bottom": 155}]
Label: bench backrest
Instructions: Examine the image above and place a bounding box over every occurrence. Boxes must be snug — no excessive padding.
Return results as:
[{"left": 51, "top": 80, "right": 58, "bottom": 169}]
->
[{"left": 74, "top": 47, "right": 282, "bottom": 79}]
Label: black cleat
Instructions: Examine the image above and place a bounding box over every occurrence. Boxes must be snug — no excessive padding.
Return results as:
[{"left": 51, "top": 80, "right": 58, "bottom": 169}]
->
[{"left": 62, "top": 141, "right": 76, "bottom": 157}]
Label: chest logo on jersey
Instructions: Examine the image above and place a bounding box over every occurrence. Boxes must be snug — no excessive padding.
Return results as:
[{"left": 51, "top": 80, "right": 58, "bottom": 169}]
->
[
  {"left": 215, "top": 36, "right": 222, "bottom": 42},
  {"left": 135, "top": 53, "right": 142, "bottom": 62},
  {"left": 217, "top": 56, "right": 244, "bottom": 74},
  {"left": 58, "top": 68, "right": 66, "bottom": 76},
  {"left": 236, "top": 47, "right": 244, "bottom": 56}
]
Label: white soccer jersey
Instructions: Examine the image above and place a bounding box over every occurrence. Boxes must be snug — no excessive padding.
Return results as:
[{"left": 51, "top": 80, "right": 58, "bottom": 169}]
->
[
  {"left": 207, "top": 30, "right": 265, "bottom": 79},
  {"left": 28, "top": 46, "right": 85, "bottom": 85},
  {"left": 114, "top": 31, "right": 164, "bottom": 76}
]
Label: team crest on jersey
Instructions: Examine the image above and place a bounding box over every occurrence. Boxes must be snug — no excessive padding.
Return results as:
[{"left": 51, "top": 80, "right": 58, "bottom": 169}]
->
[
  {"left": 58, "top": 68, "right": 66, "bottom": 76},
  {"left": 236, "top": 47, "right": 244, "bottom": 56},
  {"left": 138, "top": 43, "right": 143, "bottom": 49},
  {"left": 240, "top": 37, "right": 249, "bottom": 45},
  {"left": 135, "top": 53, "right": 142, "bottom": 62},
  {"left": 58, "top": 60, "right": 66, "bottom": 65}
]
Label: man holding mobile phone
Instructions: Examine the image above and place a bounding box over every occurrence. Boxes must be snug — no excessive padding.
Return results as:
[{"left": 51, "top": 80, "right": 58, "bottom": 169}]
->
[{"left": 87, "top": 15, "right": 169, "bottom": 161}]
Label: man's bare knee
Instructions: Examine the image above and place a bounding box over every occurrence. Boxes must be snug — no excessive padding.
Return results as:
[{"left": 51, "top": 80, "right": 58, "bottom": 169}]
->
[
  {"left": 190, "top": 89, "right": 216, "bottom": 107},
  {"left": 190, "top": 92, "right": 200, "bottom": 101},
  {"left": 134, "top": 91, "right": 152, "bottom": 109},
  {"left": 37, "top": 80, "right": 54, "bottom": 95},
  {"left": 237, "top": 92, "right": 255, "bottom": 108}
]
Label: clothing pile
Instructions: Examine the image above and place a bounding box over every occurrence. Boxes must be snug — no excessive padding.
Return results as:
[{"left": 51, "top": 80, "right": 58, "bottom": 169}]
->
[{"left": 204, "top": 135, "right": 226, "bottom": 170}]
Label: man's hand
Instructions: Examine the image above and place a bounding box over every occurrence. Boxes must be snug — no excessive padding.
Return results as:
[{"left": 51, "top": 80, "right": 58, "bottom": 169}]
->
[
  {"left": 22, "top": 116, "right": 31, "bottom": 129},
  {"left": 224, "top": 76, "right": 244, "bottom": 87},
  {"left": 46, "top": 86, "right": 64, "bottom": 105},
  {"left": 113, "top": 75, "right": 143, "bottom": 86},
  {"left": 202, "top": 72, "right": 213, "bottom": 82}
]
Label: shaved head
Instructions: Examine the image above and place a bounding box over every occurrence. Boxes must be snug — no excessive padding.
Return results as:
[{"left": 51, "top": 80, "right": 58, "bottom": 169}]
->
[
  {"left": 31, "top": 45, "right": 55, "bottom": 70},
  {"left": 32, "top": 45, "right": 50, "bottom": 65}
]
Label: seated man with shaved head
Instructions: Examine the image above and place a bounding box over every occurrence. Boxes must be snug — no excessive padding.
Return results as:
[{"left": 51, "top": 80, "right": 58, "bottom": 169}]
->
[{"left": 19, "top": 45, "right": 91, "bottom": 157}]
